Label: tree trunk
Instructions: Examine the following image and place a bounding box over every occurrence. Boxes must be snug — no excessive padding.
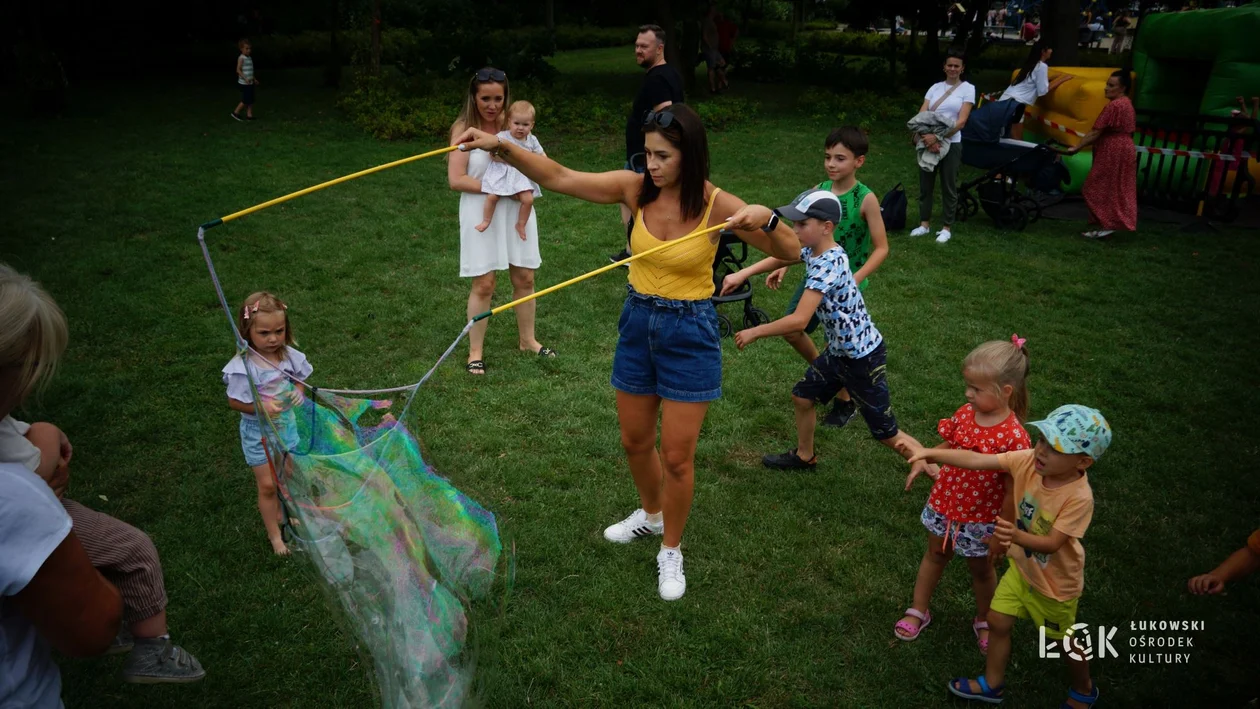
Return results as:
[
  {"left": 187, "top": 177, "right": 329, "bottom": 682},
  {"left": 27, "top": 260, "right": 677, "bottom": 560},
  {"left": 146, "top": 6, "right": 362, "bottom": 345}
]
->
[
  {"left": 1041, "top": 0, "right": 1079, "bottom": 67},
  {"left": 324, "top": 0, "right": 341, "bottom": 88},
  {"left": 370, "top": 0, "right": 382, "bottom": 76},
  {"left": 792, "top": 0, "right": 803, "bottom": 43},
  {"left": 886, "top": 10, "right": 898, "bottom": 78},
  {"left": 658, "top": 0, "right": 681, "bottom": 81}
]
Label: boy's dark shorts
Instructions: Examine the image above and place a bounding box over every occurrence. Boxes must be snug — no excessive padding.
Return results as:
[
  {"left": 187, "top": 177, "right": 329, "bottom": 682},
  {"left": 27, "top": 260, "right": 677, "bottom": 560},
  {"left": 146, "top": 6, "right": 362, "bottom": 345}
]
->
[
  {"left": 239, "top": 83, "right": 255, "bottom": 105},
  {"left": 792, "top": 341, "right": 899, "bottom": 440},
  {"left": 785, "top": 277, "right": 821, "bottom": 334}
]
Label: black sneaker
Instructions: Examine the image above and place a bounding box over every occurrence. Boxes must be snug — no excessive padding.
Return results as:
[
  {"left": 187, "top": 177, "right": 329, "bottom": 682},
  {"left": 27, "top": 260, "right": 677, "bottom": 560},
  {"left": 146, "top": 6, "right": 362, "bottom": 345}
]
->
[
  {"left": 823, "top": 398, "right": 858, "bottom": 428},
  {"left": 608, "top": 249, "right": 630, "bottom": 266},
  {"left": 762, "top": 449, "right": 817, "bottom": 470}
]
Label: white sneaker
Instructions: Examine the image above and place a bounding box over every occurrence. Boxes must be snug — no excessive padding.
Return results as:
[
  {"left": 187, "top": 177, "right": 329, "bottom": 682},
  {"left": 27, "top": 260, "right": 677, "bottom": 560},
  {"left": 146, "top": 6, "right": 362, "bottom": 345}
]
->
[
  {"left": 603, "top": 508, "right": 663, "bottom": 543},
  {"left": 909, "top": 226, "right": 930, "bottom": 237},
  {"left": 935, "top": 229, "right": 952, "bottom": 243},
  {"left": 657, "top": 547, "right": 686, "bottom": 601}
]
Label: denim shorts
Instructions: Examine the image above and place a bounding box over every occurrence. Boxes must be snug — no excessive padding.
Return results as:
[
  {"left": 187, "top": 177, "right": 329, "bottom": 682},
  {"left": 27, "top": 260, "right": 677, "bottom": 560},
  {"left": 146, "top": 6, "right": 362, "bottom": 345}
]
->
[
  {"left": 921, "top": 505, "right": 996, "bottom": 558},
  {"left": 792, "top": 341, "right": 899, "bottom": 440},
  {"left": 611, "top": 287, "right": 722, "bottom": 403},
  {"left": 239, "top": 414, "right": 299, "bottom": 467}
]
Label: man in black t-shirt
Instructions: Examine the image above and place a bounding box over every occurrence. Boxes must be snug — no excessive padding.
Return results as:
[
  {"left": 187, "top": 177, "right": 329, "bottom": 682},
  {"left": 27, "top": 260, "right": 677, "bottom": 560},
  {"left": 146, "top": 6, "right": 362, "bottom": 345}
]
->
[{"left": 611, "top": 23, "right": 685, "bottom": 264}]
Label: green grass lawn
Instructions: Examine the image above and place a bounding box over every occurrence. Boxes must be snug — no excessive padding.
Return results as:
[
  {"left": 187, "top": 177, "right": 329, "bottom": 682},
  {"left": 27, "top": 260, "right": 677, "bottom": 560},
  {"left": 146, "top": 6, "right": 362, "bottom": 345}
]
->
[{"left": 2, "top": 58, "right": 1259, "bottom": 708}]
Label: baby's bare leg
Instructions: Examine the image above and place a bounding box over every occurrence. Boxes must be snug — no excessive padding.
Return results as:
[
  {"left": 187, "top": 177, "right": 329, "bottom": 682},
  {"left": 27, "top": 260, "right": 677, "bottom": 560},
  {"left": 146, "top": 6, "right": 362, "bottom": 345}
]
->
[
  {"left": 476, "top": 194, "right": 499, "bottom": 232},
  {"left": 515, "top": 190, "right": 534, "bottom": 240}
]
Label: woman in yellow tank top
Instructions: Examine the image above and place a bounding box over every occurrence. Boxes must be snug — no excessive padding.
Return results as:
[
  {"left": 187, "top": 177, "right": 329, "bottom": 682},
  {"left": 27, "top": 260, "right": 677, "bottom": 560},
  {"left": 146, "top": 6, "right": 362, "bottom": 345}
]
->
[{"left": 454, "top": 105, "right": 798, "bottom": 601}]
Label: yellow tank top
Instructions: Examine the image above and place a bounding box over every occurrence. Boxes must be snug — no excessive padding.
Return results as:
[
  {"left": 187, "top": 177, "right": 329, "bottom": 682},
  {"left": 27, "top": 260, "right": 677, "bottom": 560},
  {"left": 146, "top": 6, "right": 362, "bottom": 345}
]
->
[{"left": 627, "top": 188, "right": 722, "bottom": 301}]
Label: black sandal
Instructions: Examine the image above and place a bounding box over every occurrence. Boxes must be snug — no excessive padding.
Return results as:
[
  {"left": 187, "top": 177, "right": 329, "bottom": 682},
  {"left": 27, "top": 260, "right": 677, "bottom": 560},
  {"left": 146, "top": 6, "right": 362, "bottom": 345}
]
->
[
  {"left": 466, "top": 360, "right": 486, "bottom": 374},
  {"left": 537, "top": 347, "right": 557, "bottom": 358}
]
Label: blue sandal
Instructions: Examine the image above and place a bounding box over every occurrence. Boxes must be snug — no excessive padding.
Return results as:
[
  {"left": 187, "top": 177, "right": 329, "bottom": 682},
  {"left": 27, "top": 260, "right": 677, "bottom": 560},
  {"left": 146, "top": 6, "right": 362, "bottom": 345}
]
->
[
  {"left": 1060, "top": 684, "right": 1099, "bottom": 708},
  {"left": 947, "top": 675, "right": 1005, "bottom": 704}
]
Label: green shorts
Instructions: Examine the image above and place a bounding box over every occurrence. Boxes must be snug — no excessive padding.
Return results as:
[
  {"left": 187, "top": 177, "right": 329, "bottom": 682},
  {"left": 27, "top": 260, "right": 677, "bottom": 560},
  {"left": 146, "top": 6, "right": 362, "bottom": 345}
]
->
[{"left": 990, "top": 561, "right": 1079, "bottom": 640}]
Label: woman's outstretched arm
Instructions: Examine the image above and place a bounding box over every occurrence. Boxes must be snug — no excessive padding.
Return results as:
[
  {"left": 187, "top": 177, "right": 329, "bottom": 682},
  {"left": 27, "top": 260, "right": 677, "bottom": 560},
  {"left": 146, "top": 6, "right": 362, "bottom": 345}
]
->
[{"left": 453, "top": 127, "right": 639, "bottom": 208}]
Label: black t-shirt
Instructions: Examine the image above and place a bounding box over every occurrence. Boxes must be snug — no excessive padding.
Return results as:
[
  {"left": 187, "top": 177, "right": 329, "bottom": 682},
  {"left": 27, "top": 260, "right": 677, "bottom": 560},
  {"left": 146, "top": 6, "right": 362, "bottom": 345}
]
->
[{"left": 625, "top": 64, "right": 685, "bottom": 164}]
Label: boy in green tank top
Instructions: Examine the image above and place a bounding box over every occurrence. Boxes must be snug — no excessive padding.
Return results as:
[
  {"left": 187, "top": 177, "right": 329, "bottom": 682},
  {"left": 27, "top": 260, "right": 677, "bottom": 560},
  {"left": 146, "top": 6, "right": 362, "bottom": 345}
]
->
[{"left": 721, "top": 126, "right": 889, "bottom": 427}]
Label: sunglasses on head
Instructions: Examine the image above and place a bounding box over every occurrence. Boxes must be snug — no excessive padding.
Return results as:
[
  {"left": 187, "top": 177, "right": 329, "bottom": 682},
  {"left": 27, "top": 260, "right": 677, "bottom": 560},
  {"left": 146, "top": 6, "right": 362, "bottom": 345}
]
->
[
  {"left": 474, "top": 68, "right": 507, "bottom": 82},
  {"left": 643, "top": 110, "right": 676, "bottom": 128}
]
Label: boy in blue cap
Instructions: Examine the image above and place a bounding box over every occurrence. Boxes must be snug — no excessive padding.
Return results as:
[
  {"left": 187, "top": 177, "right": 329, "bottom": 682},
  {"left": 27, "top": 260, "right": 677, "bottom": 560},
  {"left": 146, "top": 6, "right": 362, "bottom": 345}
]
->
[
  {"left": 734, "top": 189, "right": 933, "bottom": 477},
  {"left": 904, "top": 404, "right": 1112, "bottom": 709}
]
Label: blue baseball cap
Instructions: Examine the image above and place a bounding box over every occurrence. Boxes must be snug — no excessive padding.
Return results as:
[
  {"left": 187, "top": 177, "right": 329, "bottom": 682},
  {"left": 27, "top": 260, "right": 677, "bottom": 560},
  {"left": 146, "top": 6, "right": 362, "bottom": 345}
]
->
[
  {"left": 774, "top": 189, "right": 842, "bottom": 223},
  {"left": 1028, "top": 404, "right": 1112, "bottom": 460}
]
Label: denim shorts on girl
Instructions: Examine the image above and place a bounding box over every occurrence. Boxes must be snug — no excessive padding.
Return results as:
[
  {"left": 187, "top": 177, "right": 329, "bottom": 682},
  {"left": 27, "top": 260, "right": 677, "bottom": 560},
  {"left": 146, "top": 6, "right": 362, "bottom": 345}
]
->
[
  {"left": 921, "top": 505, "right": 996, "bottom": 558},
  {"left": 611, "top": 286, "right": 722, "bottom": 403},
  {"left": 239, "top": 413, "right": 299, "bottom": 467}
]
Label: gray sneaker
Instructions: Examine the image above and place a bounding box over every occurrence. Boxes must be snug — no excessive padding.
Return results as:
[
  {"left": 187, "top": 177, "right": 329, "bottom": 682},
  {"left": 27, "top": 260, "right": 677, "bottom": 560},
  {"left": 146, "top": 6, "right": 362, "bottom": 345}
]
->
[
  {"left": 121, "top": 637, "right": 206, "bottom": 684},
  {"left": 108, "top": 629, "right": 134, "bottom": 655}
]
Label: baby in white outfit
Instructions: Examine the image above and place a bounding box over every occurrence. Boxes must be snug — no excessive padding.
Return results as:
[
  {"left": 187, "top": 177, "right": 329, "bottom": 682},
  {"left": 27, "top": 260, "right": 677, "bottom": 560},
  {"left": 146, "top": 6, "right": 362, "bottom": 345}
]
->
[{"left": 478, "top": 100, "right": 545, "bottom": 240}]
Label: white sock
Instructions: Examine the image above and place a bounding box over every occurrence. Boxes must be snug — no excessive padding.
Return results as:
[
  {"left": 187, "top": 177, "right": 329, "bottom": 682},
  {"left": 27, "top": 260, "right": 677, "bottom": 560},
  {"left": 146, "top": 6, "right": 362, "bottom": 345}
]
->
[
  {"left": 660, "top": 543, "right": 680, "bottom": 553},
  {"left": 645, "top": 511, "right": 663, "bottom": 525}
]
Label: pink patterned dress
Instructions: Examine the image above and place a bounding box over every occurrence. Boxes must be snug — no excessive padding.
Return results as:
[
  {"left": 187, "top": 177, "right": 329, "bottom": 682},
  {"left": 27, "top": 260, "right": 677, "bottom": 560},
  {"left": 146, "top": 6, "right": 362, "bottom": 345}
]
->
[{"left": 1083, "top": 96, "right": 1138, "bottom": 231}]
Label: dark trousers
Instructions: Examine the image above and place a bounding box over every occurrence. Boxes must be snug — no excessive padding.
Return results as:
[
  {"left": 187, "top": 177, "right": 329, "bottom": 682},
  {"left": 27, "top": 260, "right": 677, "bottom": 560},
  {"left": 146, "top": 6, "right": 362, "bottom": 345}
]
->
[{"left": 918, "top": 144, "right": 963, "bottom": 225}]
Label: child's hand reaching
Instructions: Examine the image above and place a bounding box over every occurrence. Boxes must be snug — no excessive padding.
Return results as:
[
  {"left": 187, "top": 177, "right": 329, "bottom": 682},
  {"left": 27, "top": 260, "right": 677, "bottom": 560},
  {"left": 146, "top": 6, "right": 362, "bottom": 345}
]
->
[
  {"left": 986, "top": 532, "right": 1009, "bottom": 564},
  {"left": 903, "top": 459, "right": 940, "bottom": 491},
  {"left": 765, "top": 267, "right": 788, "bottom": 290},
  {"left": 993, "top": 516, "right": 1017, "bottom": 546},
  {"left": 1187, "top": 572, "right": 1226, "bottom": 595},
  {"left": 720, "top": 272, "right": 747, "bottom": 297},
  {"left": 733, "top": 328, "right": 759, "bottom": 350}
]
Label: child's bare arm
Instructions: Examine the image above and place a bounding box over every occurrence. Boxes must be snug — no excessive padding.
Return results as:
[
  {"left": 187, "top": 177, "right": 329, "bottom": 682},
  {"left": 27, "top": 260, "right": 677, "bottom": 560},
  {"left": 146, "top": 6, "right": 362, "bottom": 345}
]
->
[
  {"left": 1189, "top": 540, "right": 1260, "bottom": 595},
  {"left": 851, "top": 192, "right": 889, "bottom": 284},
  {"left": 237, "top": 56, "right": 245, "bottom": 81},
  {"left": 720, "top": 256, "right": 799, "bottom": 296},
  {"left": 734, "top": 289, "right": 821, "bottom": 348},
  {"left": 228, "top": 397, "right": 257, "bottom": 414},
  {"left": 908, "top": 447, "right": 1003, "bottom": 471},
  {"left": 24, "top": 422, "right": 63, "bottom": 482}
]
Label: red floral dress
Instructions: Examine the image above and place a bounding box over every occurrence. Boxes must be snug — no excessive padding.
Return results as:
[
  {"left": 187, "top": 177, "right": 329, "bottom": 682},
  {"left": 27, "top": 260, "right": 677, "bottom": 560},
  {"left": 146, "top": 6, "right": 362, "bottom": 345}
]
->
[
  {"left": 926, "top": 404, "right": 1031, "bottom": 524},
  {"left": 1082, "top": 95, "right": 1138, "bottom": 231}
]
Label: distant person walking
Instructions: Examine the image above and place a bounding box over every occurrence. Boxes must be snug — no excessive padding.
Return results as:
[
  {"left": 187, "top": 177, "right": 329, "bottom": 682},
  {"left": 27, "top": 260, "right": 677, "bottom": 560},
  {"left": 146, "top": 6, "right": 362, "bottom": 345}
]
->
[
  {"left": 701, "top": 4, "right": 726, "bottom": 94},
  {"left": 1068, "top": 71, "right": 1137, "bottom": 239},
  {"left": 231, "top": 38, "right": 259, "bottom": 121},
  {"left": 609, "top": 24, "right": 685, "bottom": 264}
]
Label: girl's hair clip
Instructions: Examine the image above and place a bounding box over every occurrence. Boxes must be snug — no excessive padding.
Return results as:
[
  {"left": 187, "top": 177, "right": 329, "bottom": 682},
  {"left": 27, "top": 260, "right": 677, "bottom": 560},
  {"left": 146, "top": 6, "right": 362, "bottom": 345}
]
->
[{"left": 1011, "top": 333, "right": 1027, "bottom": 349}]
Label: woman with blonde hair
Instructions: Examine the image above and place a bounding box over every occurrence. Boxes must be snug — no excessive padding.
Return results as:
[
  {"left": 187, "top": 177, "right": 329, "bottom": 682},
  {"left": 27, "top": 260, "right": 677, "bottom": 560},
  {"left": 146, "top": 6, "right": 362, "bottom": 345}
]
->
[{"left": 448, "top": 67, "right": 553, "bottom": 376}]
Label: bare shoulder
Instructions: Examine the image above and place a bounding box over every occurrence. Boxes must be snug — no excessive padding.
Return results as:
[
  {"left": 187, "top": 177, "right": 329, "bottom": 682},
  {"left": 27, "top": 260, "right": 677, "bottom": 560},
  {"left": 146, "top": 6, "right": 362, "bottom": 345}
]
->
[{"left": 708, "top": 184, "right": 747, "bottom": 220}]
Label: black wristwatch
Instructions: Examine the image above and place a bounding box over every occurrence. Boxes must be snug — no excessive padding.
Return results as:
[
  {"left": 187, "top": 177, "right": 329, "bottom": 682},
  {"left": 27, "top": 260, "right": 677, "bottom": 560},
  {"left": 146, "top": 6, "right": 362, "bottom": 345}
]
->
[{"left": 761, "top": 213, "right": 780, "bottom": 233}]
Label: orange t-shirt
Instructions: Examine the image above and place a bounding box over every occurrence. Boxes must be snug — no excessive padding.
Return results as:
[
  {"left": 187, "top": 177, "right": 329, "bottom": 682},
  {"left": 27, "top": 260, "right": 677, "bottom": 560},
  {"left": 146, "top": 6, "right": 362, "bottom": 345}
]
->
[
  {"left": 997, "top": 449, "right": 1094, "bottom": 601},
  {"left": 1248, "top": 529, "right": 1260, "bottom": 556}
]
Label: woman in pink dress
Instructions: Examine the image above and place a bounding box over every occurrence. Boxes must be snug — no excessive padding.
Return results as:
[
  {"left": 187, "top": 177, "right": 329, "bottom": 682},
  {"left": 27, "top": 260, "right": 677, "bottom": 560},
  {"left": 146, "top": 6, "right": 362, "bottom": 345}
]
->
[{"left": 1069, "top": 71, "right": 1137, "bottom": 239}]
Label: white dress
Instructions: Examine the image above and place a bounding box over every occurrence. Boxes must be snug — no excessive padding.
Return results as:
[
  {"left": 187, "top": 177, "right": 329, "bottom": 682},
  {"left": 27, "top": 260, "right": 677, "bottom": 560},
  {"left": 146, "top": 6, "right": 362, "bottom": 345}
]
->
[
  {"left": 481, "top": 131, "right": 543, "bottom": 197},
  {"left": 459, "top": 148, "right": 541, "bottom": 278}
]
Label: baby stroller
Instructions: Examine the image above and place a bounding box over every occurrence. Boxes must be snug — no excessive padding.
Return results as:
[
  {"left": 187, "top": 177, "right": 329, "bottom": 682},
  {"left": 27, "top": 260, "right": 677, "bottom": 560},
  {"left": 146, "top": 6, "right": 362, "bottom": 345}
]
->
[
  {"left": 711, "top": 230, "right": 770, "bottom": 337},
  {"left": 957, "top": 100, "right": 1068, "bottom": 230}
]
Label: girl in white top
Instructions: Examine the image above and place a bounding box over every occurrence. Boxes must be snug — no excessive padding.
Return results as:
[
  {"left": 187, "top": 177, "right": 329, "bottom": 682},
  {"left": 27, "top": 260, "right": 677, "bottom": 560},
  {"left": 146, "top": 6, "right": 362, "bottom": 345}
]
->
[
  {"left": 477, "top": 101, "right": 545, "bottom": 241},
  {"left": 911, "top": 52, "right": 975, "bottom": 243},
  {"left": 999, "top": 42, "right": 1073, "bottom": 139},
  {"left": 221, "top": 291, "right": 312, "bottom": 555},
  {"left": 448, "top": 68, "right": 552, "bottom": 377}
]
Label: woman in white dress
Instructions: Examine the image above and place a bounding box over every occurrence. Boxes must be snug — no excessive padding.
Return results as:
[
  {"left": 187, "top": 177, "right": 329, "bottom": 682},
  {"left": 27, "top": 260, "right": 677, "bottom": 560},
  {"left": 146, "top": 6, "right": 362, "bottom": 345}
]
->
[{"left": 447, "top": 68, "right": 554, "bottom": 375}]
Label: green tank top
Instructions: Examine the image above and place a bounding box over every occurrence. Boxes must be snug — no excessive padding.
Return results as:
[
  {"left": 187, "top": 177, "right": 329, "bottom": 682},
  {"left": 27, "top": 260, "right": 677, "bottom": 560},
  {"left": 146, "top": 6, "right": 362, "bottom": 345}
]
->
[{"left": 818, "top": 179, "right": 874, "bottom": 291}]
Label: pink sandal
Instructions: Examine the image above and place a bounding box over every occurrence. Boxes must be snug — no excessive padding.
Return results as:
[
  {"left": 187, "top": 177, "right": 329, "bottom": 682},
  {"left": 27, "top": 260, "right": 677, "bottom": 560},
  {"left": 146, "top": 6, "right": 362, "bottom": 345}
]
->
[
  {"left": 973, "top": 617, "right": 990, "bottom": 655},
  {"left": 894, "top": 608, "right": 932, "bottom": 641}
]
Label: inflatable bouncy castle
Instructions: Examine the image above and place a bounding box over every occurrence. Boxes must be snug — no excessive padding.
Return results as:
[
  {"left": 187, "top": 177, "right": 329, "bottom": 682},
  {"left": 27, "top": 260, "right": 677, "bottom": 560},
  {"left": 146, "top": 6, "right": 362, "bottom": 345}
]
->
[{"left": 1022, "top": 4, "right": 1260, "bottom": 196}]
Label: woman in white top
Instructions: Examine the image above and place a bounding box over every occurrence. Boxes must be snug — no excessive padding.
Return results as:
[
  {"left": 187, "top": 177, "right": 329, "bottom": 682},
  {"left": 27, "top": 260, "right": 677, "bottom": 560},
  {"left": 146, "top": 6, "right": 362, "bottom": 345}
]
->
[
  {"left": 999, "top": 42, "right": 1073, "bottom": 140},
  {"left": 448, "top": 68, "right": 553, "bottom": 376},
  {"left": 911, "top": 51, "right": 975, "bottom": 244}
]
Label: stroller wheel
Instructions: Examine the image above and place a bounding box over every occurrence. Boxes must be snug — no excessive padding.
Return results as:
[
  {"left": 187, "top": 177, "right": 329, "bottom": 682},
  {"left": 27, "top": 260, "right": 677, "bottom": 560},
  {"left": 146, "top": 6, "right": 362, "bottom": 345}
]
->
[
  {"left": 744, "top": 308, "right": 771, "bottom": 329},
  {"left": 717, "top": 313, "right": 734, "bottom": 338},
  {"left": 959, "top": 192, "right": 979, "bottom": 221},
  {"left": 996, "top": 203, "right": 1029, "bottom": 231}
]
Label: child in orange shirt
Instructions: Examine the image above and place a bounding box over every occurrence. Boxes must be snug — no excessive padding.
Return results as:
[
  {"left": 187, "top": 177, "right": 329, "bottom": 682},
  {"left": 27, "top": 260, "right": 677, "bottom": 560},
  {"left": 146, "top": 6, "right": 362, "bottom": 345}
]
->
[{"left": 904, "top": 404, "right": 1111, "bottom": 709}]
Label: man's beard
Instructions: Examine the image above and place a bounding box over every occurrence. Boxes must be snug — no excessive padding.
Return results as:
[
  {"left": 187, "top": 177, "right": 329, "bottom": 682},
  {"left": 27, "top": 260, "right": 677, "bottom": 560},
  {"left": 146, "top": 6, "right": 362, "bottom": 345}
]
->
[{"left": 638, "top": 55, "right": 656, "bottom": 69}]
